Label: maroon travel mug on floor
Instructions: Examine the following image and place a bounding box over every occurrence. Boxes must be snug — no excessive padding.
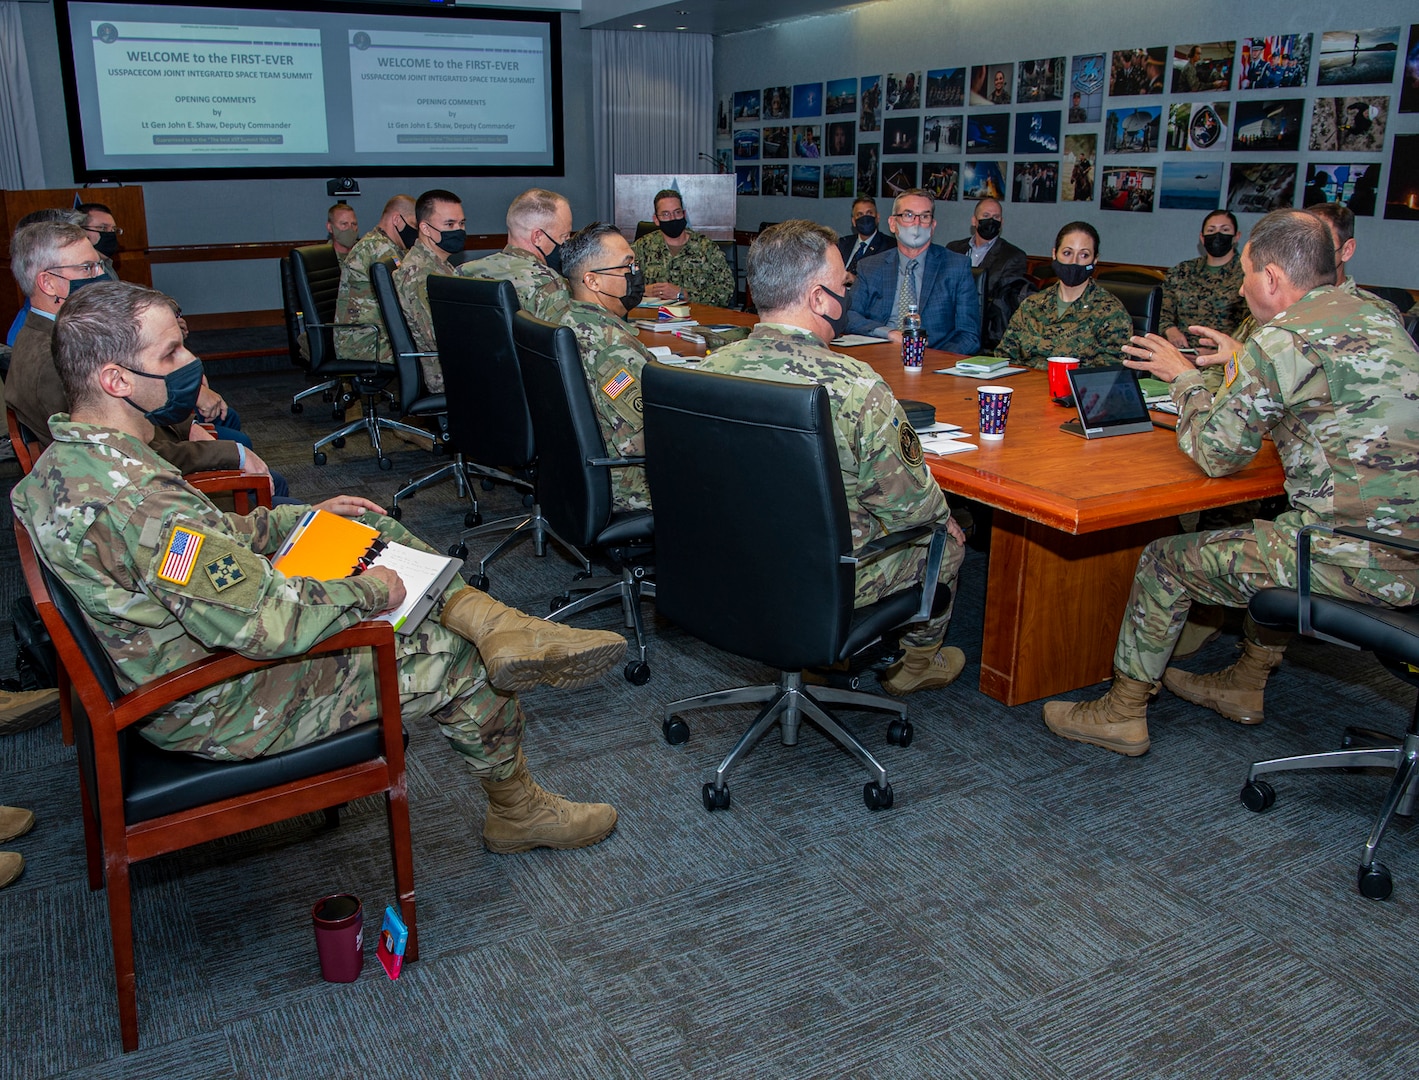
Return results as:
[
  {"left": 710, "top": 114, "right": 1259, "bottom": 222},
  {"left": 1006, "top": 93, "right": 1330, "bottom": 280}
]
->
[{"left": 312, "top": 894, "right": 363, "bottom": 982}]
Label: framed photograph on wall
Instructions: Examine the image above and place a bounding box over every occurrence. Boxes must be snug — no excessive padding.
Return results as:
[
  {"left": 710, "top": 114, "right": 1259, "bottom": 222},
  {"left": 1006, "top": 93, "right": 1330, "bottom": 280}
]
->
[
  {"left": 885, "top": 72, "right": 921, "bottom": 111},
  {"left": 1012, "top": 161, "right": 1059, "bottom": 202},
  {"left": 761, "top": 164, "right": 788, "bottom": 197},
  {"left": 1238, "top": 35, "right": 1312, "bottom": 89},
  {"left": 970, "top": 63, "right": 1014, "bottom": 106},
  {"left": 856, "top": 142, "right": 879, "bottom": 197},
  {"left": 826, "top": 79, "right": 857, "bottom": 115},
  {"left": 1166, "top": 102, "right": 1229, "bottom": 152},
  {"left": 761, "top": 126, "right": 789, "bottom": 159},
  {"left": 1100, "top": 165, "right": 1157, "bottom": 212},
  {"left": 733, "top": 129, "right": 760, "bottom": 160},
  {"left": 733, "top": 90, "right": 760, "bottom": 123},
  {"left": 1317, "top": 27, "right": 1400, "bottom": 86},
  {"left": 922, "top": 161, "right": 960, "bottom": 200},
  {"left": 1109, "top": 48, "right": 1166, "bottom": 95},
  {"left": 1069, "top": 53, "right": 1105, "bottom": 123},
  {"left": 1382, "top": 134, "right": 1419, "bottom": 219},
  {"left": 824, "top": 163, "right": 855, "bottom": 198},
  {"left": 962, "top": 159, "right": 1007, "bottom": 200},
  {"left": 926, "top": 68, "right": 965, "bottom": 108},
  {"left": 966, "top": 112, "right": 1009, "bottom": 154},
  {"left": 1227, "top": 162, "right": 1298, "bottom": 213},
  {"left": 825, "top": 121, "right": 856, "bottom": 157},
  {"left": 1159, "top": 161, "right": 1223, "bottom": 210},
  {"left": 860, "top": 76, "right": 883, "bottom": 131},
  {"left": 792, "top": 125, "right": 822, "bottom": 158},
  {"left": 1015, "top": 110, "right": 1061, "bottom": 154},
  {"left": 1172, "top": 42, "right": 1234, "bottom": 93},
  {"left": 1309, "top": 96, "right": 1388, "bottom": 153},
  {"left": 1017, "top": 56, "right": 1065, "bottom": 102},
  {"left": 1303, "top": 163, "right": 1380, "bottom": 215},
  {"left": 1105, "top": 106, "right": 1161, "bottom": 153},
  {"left": 1402, "top": 27, "right": 1419, "bottom": 113},
  {"left": 793, "top": 83, "right": 823, "bottom": 118},
  {"left": 1062, "top": 134, "right": 1096, "bottom": 201},
  {"left": 791, "top": 164, "right": 821, "bottom": 198},
  {"left": 883, "top": 115, "right": 920, "bottom": 155},
  {"left": 735, "top": 166, "right": 759, "bottom": 196},
  {"left": 1232, "top": 99, "right": 1304, "bottom": 152},
  {"left": 764, "top": 86, "right": 790, "bottom": 121},
  {"left": 882, "top": 161, "right": 919, "bottom": 197}
]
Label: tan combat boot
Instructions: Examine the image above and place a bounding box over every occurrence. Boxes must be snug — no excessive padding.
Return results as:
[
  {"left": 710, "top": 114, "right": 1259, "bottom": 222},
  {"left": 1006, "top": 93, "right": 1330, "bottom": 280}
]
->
[
  {"left": 1042, "top": 673, "right": 1155, "bottom": 756},
  {"left": 0, "top": 851, "right": 22, "bottom": 890},
  {"left": 0, "top": 806, "right": 35, "bottom": 843},
  {"left": 1170, "top": 606, "right": 1226, "bottom": 659},
  {"left": 880, "top": 643, "right": 966, "bottom": 696},
  {"left": 440, "top": 587, "right": 626, "bottom": 693},
  {"left": 0, "top": 688, "right": 60, "bottom": 735},
  {"left": 479, "top": 752, "right": 618, "bottom": 853},
  {"left": 1162, "top": 639, "right": 1285, "bottom": 725}
]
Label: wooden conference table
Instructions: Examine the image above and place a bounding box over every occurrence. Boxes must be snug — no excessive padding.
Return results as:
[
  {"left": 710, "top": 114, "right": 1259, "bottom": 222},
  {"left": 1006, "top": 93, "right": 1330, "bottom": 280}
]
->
[{"left": 637, "top": 304, "right": 1285, "bottom": 706}]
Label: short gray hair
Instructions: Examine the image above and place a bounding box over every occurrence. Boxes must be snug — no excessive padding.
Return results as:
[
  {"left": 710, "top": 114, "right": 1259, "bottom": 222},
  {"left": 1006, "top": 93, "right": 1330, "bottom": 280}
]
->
[
  {"left": 53, "top": 281, "right": 170, "bottom": 412},
  {"left": 560, "top": 222, "right": 621, "bottom": 284},
  {"left": 506, "top": 188, "right": 569, "bottom": 235},
  {"left": 1246, "top": 210, "right": 1335, "bottom": 293},
  {"left": 10, "top": 222, "right": 89, "bottom": 298},
  {"left": 892, "top": 188, "right": 934, "bottom": 215},
  {"left": 747, "top": 220, "right": 838, "bottom": 313}
]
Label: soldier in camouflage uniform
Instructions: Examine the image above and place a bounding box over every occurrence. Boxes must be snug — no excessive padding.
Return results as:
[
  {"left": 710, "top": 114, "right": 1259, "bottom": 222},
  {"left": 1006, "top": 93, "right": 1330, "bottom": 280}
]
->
[
  {"left": 1044, "top": 210, "right": 1419, "bottom": 756},
  {"left": 632, "top": 190, "right": 735, "bottom": 308},
  {"left": 12, "top": 282, "right": 629, "bottom": 852},
  {"left": 995, "top": 223, "right": 1132, "bottom": 368},
  {"left": 558, "top": 223, "right": 653, "bottom": 511},
  {"left": 1160, "top": 210, "right": 1248, "bottom": 351},
  {"left": 456, "top": 188, "right": 572, "bottom": 323},
  {"left": 394, "top": 189, "right": 466, "bottom": 393},
  {"left": 334, "top": 194, "right": 416, "bottom": 362},
  {"left": 1306, "top": 202, "right": 1406, "bottom": 320},
  {"left": 696, "top": 221, "right": 967, "bottom": 696}
]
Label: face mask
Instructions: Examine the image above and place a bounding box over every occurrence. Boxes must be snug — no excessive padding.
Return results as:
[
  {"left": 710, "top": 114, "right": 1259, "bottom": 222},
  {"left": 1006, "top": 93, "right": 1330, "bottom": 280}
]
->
[
  {"left": 535, "top": 235, "right": 564, "bottom": 275},
  {"left": 975, "top": 217, "right": 1002, "bottom": 241},
  {"left": 1052, "top": 259, "right": 1094, "bottom": 288},
  {"left": 818, "top": 284, "right": 852, "bottom": 339},
  {"left": 120, "top": 357, "right": 205, "bottom": 427},
  {"left": 59, "top": 272, "right": 105, "bottom": 301},
  {"left": 92, "top": 232, "right": 120, "bottom": 258},
  {"left": 896, "top": 224, "right": 932, "bottom": 248},
  {"left": 396, "top": 219, "right": 418, "bottom": 249},
  {"left": 620, "top": 266, "right": 646, "bottom": 313},
  {"left": 434, "top": 228, "right": 466, "bottom": 255},
  {"left": 1202, "top": 232, "right": 1234, "bottom": 257},
  {"left": 332, "top": 226, "right": 358, "bottom": 249},
  {"left": 659, "top": 217, "right": 688, "bottom": 240},
  {"left": 854, "top": 215, "right": 877, "bottom": 237}
]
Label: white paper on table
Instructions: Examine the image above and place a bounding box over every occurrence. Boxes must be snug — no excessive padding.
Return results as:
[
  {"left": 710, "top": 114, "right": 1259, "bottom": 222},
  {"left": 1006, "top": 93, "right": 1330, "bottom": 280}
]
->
[{"left": 830, "top": 334, "right": 884, "bottom": 347}]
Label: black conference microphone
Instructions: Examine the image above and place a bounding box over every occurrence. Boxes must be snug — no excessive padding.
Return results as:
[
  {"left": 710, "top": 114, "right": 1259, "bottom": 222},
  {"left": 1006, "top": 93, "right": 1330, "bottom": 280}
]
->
[{"left": 697, "top": 151, "right": 726, "bottom": 174}]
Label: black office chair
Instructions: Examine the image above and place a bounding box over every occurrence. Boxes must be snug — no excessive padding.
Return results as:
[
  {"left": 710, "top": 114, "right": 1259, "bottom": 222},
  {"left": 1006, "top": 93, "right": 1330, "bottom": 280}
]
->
[
  {"left": 970, "top": 266, "right": 989, "bottom": 346},
  {"left": 281, "top": 253, "right": 342, "bottom": 414},
  {"left": 288, "top": 244, "right": 401, "bottom": 468},
  {"left": 634, "top": 220, "right": 659, "bottom": 241},
  {"left": 642, "top": 364, "right": 950, "bottom": 811},
  {"left": 1241, "top": 524, "right": 1419, "bottom": 901},
  {"left": 426, "top": 275, "right": 583, "bottom": 586},
  {"left": 1096, "top": 278, "right": 1162, "bottom": 336},
  {"left": 512, "top": 312, "right": 656, "bottom": 684}
]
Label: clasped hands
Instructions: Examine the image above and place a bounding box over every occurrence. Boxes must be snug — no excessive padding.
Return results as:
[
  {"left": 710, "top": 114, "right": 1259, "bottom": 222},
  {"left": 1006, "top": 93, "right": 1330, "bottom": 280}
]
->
[{"left": 1121, "top": 324, "right": 1242, "bottom": 383}]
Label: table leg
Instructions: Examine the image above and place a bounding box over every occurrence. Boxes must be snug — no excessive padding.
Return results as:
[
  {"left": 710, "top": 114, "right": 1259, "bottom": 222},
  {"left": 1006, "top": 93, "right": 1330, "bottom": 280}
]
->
[{"left": 978, "top": 511, "right": 1173, "bottom": 706}]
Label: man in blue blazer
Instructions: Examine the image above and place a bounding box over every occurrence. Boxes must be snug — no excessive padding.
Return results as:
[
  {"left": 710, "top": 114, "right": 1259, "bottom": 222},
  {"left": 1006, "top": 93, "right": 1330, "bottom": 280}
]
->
[{"left": 845, "top": 189, "right": 981, "bottom": 354}]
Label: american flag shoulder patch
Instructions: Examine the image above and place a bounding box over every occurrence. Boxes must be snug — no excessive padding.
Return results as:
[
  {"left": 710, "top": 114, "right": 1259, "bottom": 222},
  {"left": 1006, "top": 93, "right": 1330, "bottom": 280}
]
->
[
  {"left": 602, "top": 368, "right": 634, "bottom": 399},
  {"left": 157, "top": 526, "right": 205, "bottom": 586}
]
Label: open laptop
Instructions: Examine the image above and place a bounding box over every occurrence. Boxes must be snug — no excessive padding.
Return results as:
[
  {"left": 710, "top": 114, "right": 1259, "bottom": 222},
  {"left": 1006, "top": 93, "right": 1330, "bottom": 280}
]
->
[{"left": 1060, "top": 365, "right": 1155, "bottom": 439}]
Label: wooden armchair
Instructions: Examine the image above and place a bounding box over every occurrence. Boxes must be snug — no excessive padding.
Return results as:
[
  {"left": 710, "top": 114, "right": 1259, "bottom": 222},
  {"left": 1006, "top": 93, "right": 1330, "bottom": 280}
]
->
[{"left": 15, "top": 522, "right": 417, "bottom": 1052}]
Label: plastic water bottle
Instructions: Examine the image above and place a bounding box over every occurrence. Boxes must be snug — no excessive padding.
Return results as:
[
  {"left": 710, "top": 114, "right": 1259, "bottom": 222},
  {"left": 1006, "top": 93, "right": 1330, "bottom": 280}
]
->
[{"left": 902, "top": 303, "right": 925, "bottom": 372}]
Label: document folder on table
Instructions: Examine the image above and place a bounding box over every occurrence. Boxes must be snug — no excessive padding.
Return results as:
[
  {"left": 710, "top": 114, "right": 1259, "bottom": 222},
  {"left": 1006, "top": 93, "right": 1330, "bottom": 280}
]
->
[{"left": 272, "top": 510, "right": 463, "bottom": 634}]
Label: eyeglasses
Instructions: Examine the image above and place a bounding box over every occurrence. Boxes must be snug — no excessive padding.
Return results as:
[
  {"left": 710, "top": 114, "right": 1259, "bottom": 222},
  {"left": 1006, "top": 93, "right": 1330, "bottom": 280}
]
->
[
  {"left": 86, "top": 225, "right": 123, "bottom": 235},
  {"left": 589, "top": 262, "right": 640, "bottom": 275},
  {"left": 894, "top": 210, "right": 933, "bottom": 224},
  {"left": 45, "top": 262, "right": 104, "bottom": 278},
  {"left": 654, "top": 209, "right": 686, "bottom": 220}
]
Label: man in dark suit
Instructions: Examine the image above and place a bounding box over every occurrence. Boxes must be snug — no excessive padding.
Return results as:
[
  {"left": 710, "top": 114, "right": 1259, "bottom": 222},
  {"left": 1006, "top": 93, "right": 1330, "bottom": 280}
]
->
[
  {"left": 845, "top": 189, "right": 980, "bottom": 354},
  {"left": 836, "top": 197, "right": 896, "bottom": 278},
  {"left": 945, "top": 198, "right": 1030, "bottom": 349}
]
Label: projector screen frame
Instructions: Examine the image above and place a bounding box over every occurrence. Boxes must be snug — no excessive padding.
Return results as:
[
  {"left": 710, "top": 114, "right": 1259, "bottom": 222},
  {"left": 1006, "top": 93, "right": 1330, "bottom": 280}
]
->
[{"left": 54, "top": 0, "right": 566, "bottom": 182}]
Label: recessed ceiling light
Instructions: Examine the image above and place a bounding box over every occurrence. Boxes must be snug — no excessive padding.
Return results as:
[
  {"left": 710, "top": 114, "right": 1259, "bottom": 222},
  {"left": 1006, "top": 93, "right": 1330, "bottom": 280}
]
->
[
  {"left": 676, "top": 25, "right": 688, "bottom": 30},
  {"left": 631, "top": 23, "right": 646, "bottom": 29}
]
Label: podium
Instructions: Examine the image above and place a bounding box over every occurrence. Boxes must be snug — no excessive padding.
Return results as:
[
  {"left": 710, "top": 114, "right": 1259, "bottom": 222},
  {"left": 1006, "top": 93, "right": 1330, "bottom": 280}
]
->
[{"left": 0, "top": 187, "right": 151, "bottom": 328}]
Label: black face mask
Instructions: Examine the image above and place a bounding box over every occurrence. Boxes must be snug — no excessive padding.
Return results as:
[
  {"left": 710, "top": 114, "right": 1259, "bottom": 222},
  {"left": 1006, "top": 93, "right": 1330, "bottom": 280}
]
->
[
  {"left": 1052, "top": 259, "right": 1094, "bottom": 288},
  {"left": 433, "top": 228, "right": 466, "bottom": 256},
  {"left": 61, "top": 273, "right": 106, "bottom": 301},
  {"left": 396, "top": 219, "right": 418, "bottom": 249},
  {"left": 535, "top": 235, "right": 564, "bottom": 275},
  {"left": 819, "top": 284, "right": 853, "bottom": 340},
  {"left": 659, "top": 217, "right": 688, "bottom": 240},
  {"left": 854, "top": 215, "right": 877, "bottom": 237},
  {"left": 120, "top": 357, "right": 205, "bottom": 426},
  {"left": 92, "top": 231, "right": 120, "bottom": 258},
  {"left": 620, "top": 267, "right": 646, "bottom": 313},
  {"left": 1202, "top": 232, "right": 1234, "bottom": 257},
  {"left": 975, "top": 217, "right": 1002, "bottom": 241}
]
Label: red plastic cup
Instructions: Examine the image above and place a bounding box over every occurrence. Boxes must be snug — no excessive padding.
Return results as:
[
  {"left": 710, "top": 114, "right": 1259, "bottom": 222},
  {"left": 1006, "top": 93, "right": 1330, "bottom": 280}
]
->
[
  {"left": 1047, "top": 356, "right": 1080, "bottom": 399},
  {"left": 312, "top": 894, "right": 363, "bottom": 983}
]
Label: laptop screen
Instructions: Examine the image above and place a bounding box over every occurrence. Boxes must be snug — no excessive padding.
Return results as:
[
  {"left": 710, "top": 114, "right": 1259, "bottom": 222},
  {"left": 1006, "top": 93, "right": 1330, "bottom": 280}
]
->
[{"left": 1069, "top": 366, "right": 1151, "bottom": 430}]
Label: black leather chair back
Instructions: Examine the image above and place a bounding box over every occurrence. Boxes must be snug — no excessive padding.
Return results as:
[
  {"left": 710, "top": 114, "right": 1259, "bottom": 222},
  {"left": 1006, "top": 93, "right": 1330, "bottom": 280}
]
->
[
  {"left": 511, "top": 312, "right": 614, "bottom": 547},
  {"left": 642, "top": 365, "right": 856, "bottom": 671},
  {"left": 290, "top": 243, "right": 344, "bottom": 373},
  {"left": 427, "top": 275, "right": 536, "bottom": 469},
  {"left": 972, "top": 266, "right": 989, "bottom": 338},
  {"left": 279, "top": 256, "right": 306, "bottom": 369},
  {"left": 1096, "top": 279, "right": 1161, "bottom": 336},
  {"left": 635, "top": 220, "right": 658, "bottom": 241},
  {"left": 371, "top": 259, "right": 432, "bottom": 415}
]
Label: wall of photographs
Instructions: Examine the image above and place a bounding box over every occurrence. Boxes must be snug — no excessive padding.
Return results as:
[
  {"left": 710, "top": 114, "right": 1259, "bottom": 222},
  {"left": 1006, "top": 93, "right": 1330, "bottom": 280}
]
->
[{"left": 713, "top": 3, "right": 1419, "bottom": 284}]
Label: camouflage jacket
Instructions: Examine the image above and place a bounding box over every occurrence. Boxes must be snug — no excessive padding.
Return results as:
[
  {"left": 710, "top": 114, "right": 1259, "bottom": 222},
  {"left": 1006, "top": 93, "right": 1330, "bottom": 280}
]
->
[
  {"left": 458, "top": 245, "right": 572, "bottom": 323},
  {"left": 697, "top": 323, "right": 949, "bottom": 546},
  {"left": 1160, "top": 255, "right": 1247, "bottom": 348},
  {"left": 10, "top": 420, "right": 397, "bottom": 759},
  {"left": 1169, "top": 285, "right": 1419, "bottom": 584},
  {"left": 394, "top": 239, "right": 454, "bottom": 391},
  {"left": 995, "top": 280, "right": 1132, "bottom": 368},
  {"left": 335, "top": 227, "right": 402, "bottom": 362},
  {"left": 561, "top": 299, "right": 653, "bottom": 511},
  {"left": 632, "top": 229, "right": 735, "bottom": 307}
]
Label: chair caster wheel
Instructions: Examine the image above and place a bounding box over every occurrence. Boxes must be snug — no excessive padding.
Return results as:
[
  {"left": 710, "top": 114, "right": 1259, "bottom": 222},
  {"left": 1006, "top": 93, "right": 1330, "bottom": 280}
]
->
[
  {"left": 291, "top": 402, "right": 303, "bottom": 414},
  {"left": 480, "top": 479, "right": 496, "bottom": 491},
  {"left": 886, "top": 719, "right": 914, "bottom": 747},
  {"left": 572, "top": 570, "right": 593, "bottom": 582},
  {"left": 470, "top": 574, "right": 489, "bottom": 591},
  {"left": 624, "top": 661, "right": 650, "bottom": 685},
  {"left": 332, "top": 436, "right": 346, "bottom": 449},
  {"left": 448, "top": 543, "right": 469, "bottom": 560},
  {"left": 663, "top": 718, "right": 689, "bottom": 745},
  {"left": 314, "top": 451, "right": 327, "bottom": 466},
  {"left": 1240, "top": 779, "right": 1275, "bottom": 813},
  {"left": 863, "top": 781, "right": 894, "bottom": 811},
  {"left": 549, "top": 593, "right": 570, "bottom": 612},
  {"left": 378, "top": 457, "right": 393, "bottom": 471},
  {"left": 389, "top": 505, "right": 403, "bottom": 521},
  {"left": 523, "top": 493, "right": 535, "bottom": 508},
  {"left": 702, "top": 783, "right": 730, "bottom": 812},
  {"left": 464, "top": 511, "right": 482, "bottom": 528},
  {"left": 1358, "top": 862, "right": 1393, "bottom": 901}
]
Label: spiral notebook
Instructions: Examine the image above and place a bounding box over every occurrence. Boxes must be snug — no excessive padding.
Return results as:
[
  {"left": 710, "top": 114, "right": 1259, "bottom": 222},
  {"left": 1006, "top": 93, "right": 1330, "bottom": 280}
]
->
[{"left": 272, "top": 510, "right": 462, "bottom": 634}]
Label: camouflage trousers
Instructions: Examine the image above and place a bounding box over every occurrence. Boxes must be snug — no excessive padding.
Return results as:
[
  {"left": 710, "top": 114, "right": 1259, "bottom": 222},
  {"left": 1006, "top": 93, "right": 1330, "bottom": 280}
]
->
[
  {"left": 1115, "top": 525, "right": 1414, "bottom": 683},
  {"left": 854, "top": 528, "right": 965, "bottom": 648}
]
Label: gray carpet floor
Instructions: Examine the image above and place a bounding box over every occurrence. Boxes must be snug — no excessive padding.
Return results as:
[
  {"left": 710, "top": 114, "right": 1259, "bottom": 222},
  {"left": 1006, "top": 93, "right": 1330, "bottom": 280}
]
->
[{"left": 1, "top": 368, "right": 1416, "bottom": 1078}]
